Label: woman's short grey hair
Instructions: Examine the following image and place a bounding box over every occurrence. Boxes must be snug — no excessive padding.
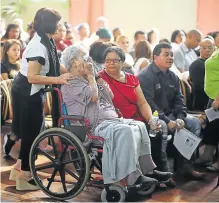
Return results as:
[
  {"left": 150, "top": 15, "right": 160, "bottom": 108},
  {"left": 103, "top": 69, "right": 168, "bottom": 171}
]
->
[{"left": 61, "top": 44, "right": 87, "bottom": 70}]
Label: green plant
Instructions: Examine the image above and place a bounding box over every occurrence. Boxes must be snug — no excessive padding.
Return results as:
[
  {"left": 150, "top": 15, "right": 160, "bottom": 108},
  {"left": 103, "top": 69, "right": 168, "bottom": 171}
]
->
[{"left": 1, "top": 0, "right": 30, "bottom": 19}]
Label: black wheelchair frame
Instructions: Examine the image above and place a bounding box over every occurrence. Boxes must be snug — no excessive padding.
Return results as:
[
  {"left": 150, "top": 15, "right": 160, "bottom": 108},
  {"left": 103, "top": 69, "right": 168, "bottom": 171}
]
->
[{"left": 29, "top": 87, "right": 156, "bottom": 202}]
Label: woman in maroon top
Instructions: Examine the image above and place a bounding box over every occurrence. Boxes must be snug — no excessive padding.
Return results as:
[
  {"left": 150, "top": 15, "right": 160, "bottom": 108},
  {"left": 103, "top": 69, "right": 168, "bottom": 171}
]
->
[{"left": 99, "top": 47, "right": 175, "bottom": 188}]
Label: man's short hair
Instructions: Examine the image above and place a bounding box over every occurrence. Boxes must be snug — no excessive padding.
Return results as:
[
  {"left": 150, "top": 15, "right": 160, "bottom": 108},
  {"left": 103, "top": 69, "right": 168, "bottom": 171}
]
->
[
  {"left": 153, "top": 43, "right": 172, "bottom": 59},
  {"left": 33, "top": 8, "right": 61, "bottom": 34},
  {"left": 187, "top": 29, "right": 202, "bottom": 38},
  {"left": 134, "top": 30, "right": 145, "bottom": 40}
]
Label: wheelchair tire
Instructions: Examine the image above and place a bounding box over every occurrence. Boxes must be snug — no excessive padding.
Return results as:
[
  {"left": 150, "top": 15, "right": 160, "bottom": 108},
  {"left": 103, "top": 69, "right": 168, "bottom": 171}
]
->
[
  {"left": 136, "top": 183, "right": 156, "bottom": 196},
  {"left": 101, "top": 185, "right": 126, "bottom": 202},
  {"left": 29, "top": 128, "right": 90, "bottom": 201}
]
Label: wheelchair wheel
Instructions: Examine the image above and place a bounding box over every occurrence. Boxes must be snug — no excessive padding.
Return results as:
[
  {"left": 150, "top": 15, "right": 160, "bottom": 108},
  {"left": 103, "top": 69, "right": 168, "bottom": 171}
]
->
[
  {"left": 30, "top": 128, "right": 90, "bottom": 201},
  {"left": 136, "top": 183, "right": 156, "bottom": 196},
  {"left": 101, "top": 185, "right": 126, "bottom": 202}
]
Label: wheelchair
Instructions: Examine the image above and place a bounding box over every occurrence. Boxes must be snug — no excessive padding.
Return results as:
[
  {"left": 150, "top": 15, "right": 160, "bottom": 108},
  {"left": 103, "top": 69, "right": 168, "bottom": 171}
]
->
[{"left": 29, "top": 87, "right": 156, "bottom": 202}]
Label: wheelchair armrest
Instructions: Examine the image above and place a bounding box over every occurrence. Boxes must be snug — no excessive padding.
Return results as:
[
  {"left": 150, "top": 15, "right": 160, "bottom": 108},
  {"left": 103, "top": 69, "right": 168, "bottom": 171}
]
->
[{"left": 61, "top": 115, "right": 85, "bottom": 121}]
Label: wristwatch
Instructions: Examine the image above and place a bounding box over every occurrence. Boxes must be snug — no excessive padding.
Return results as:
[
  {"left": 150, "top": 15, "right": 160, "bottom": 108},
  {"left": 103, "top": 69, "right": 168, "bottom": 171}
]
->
[{"left": 95, "top": 74, "right": 101, "bottom": 81}]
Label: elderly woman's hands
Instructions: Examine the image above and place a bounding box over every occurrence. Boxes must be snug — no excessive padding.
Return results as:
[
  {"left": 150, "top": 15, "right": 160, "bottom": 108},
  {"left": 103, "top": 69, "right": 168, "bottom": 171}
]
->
[
  {"left": 84, "top": 63, "right": 95, "bottom": 76},
  {"left": 83, "top": 62, "right": 99, "bottom": 102}
]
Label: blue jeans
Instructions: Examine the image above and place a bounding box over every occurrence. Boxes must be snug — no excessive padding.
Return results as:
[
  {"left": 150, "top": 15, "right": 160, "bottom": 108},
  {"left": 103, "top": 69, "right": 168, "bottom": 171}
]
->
[
  {"left": 168, "top": 113, "right": 202, "bottom": 167},
  {"left": 168, "top": 113, "right": 201, "bottom": 137}
]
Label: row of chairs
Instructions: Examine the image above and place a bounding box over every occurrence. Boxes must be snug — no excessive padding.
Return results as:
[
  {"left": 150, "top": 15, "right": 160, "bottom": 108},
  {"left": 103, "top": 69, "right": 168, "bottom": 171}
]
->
[
  {"left": 0, "top": 79, "right": 206, "bottom": 133},
  {"left": 1, "top": 79, "right": 218, "bottom": 191},
  {"left": 1, "top": 79, "right": 53, "bottom": 129}
]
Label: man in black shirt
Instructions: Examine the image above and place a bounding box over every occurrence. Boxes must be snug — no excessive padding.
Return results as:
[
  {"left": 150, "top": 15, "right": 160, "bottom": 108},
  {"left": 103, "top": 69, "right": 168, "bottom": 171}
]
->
[
  {"left": 138, "top": 43, "right": 205, "bottom": 180},
  {"left": 189, "top": 38, "right": 215, "bottom": 111}
]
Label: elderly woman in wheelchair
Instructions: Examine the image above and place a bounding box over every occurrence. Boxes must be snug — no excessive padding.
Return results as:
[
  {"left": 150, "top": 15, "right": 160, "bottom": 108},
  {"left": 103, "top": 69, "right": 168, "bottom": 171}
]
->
[
  {"left": 62, "top": 45, "right": 172, "bottom": 197},
  {"left": 29, "top": 44, "right": 172, "bottom": 202}
]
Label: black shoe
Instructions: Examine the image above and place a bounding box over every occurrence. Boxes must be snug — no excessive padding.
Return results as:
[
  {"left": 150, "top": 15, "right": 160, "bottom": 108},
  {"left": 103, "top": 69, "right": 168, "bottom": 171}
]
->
[
  {"left": 162, "top": 178, "right": 176, "bottom": 188},
  {"left": 135, "top": 175, "right": 158, "bottom": 186},
  {"left": 3, "top": 134, "right": 16, "bottom": 156},
  {"left": 181, "top": 165, "right": 206, "bottom": 180},
  {"left": 147, "top": 170, "right": 173, "bottom": 182},
  {"left": 3, "top": 154, "right": 16, "bottom": 160}
]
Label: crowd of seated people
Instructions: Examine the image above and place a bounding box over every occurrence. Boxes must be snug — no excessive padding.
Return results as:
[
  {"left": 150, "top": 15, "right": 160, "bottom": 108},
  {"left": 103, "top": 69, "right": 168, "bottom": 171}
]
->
[
  {"left": 1, "top": 9, "right": 219, "bottom": 196},
  {"left": 61, "top": 44, "right": 172, "bottom": 188}
]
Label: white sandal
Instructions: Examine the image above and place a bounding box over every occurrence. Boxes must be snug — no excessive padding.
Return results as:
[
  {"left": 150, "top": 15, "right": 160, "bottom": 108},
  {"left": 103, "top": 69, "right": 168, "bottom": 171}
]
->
[
  {"left": 16, "top": 178, "right": 39, "bottom": 191},
  {"left": 9, "top": 168, "right": 21, "bottom": 181}
]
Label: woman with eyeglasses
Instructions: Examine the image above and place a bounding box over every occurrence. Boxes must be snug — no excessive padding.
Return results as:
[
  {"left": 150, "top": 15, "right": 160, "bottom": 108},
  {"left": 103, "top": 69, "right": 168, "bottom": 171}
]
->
[
  {"left": 99, "top": 47, "right": 175, "bottom": 188},
  {"left": 61, "top": 44, "right": 160, "bottom": 188}
]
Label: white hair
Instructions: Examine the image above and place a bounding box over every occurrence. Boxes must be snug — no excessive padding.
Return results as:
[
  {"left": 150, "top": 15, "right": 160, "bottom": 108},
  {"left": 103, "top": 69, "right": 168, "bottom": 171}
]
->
[
  {"left": 61, "top": 44, "right": 87, "bottom": 70},
  {"left": 96, "top": 16, "right": 108, "bottom": 23}
]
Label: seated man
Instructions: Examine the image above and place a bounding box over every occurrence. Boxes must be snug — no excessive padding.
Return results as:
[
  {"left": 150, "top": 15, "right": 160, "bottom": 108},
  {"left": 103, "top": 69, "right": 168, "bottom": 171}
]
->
[
  {"left": 60, "top": 44, "right": 171, "bottom": 187},
  {"left": 189, "top": 38, "right": 214, "bottom": 111},
  {"left": 138, "top": 43, "right": 205, "bottom": 180},
  {"left": 173, "top": 29, "right": 202, "bottom": 73}
]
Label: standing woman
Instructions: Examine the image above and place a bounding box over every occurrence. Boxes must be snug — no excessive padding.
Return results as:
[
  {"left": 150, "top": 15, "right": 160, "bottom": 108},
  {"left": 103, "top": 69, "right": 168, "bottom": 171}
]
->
[
  {"left": 10, "top": 8, "right": 72, "bottom": 191},
  {"left": 195, "top": 48, "right": 219, "bottom": 170}
]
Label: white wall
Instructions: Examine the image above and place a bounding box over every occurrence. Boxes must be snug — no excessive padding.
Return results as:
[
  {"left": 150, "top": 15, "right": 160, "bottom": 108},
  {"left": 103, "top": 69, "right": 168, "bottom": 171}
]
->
[{"left": 104, "top": 0, "right": 197, "bottom": 43}]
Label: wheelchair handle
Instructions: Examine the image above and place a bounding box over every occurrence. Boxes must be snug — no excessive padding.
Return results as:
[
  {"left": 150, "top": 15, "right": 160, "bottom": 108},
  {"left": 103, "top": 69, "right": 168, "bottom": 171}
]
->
[{"left": 44, "top": 87, "right": 56, "bottom": 93}]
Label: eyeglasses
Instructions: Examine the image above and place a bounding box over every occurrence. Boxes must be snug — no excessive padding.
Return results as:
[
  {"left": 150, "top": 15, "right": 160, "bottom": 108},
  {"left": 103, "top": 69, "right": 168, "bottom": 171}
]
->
[{"left": 105, "top": 58, "right": 121, "bottom": 64}]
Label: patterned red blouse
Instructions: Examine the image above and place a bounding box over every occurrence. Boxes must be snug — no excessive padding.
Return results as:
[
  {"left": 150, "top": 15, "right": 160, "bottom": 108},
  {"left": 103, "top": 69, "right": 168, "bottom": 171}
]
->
[{"left": 100, "top": 70, "right": 143, "bottom": 121}]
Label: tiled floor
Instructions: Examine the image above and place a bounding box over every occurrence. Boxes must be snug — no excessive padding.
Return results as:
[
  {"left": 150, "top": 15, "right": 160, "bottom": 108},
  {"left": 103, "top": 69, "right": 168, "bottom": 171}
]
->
[{"left": 1, "top": 126, "right": 219, "bottom": 202}]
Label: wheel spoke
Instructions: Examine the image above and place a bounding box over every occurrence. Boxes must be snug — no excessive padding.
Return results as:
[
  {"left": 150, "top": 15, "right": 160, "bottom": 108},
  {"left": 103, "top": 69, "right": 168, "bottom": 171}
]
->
[
  {"left": 38, "top": 148, "right": 54, "bottom": 161},
  {"left": 62, "top": 157, "right": 83, "bottom": 165},
  {"left": 50, "top": 136, "right": 58, "bottom": 159},
  {"left": 59, "top": 168, "right": 67, "bottom": 193},
  {"left": 59, "top": 145, "right": 68, "bottom": 161},
  {"left": 64, "top": 168, "right": 79, "bottom": 180},
  {"left": 35, "top": 163, "right": 55, "bottom": 171},
  {"left": 47, "top": 168, "right": 58, "bottom": 190}
]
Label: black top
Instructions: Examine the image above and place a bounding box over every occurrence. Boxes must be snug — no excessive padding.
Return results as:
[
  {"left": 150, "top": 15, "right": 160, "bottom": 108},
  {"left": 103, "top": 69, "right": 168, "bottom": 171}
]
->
[
  {"left": 138, "top": 62, "right": 187, "bottom": 124},
  {"left": 1, "top": 60, "right": 18, "bottom": 79},
  {"left": 12, "top": 32, "right": 60, "bottom": 97},
  {"left": 189, "top": 58, "right": 209, "bottom": 110}
]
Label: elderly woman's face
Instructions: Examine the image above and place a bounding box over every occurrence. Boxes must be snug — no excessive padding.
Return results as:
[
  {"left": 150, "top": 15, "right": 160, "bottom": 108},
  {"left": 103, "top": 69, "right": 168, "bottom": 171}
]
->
[
  {"left": 104, "top": 52, "right": 123, "bottom": 72},
  {"left": 72, "top": 51, "right": 93, "bottom": 76}
]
